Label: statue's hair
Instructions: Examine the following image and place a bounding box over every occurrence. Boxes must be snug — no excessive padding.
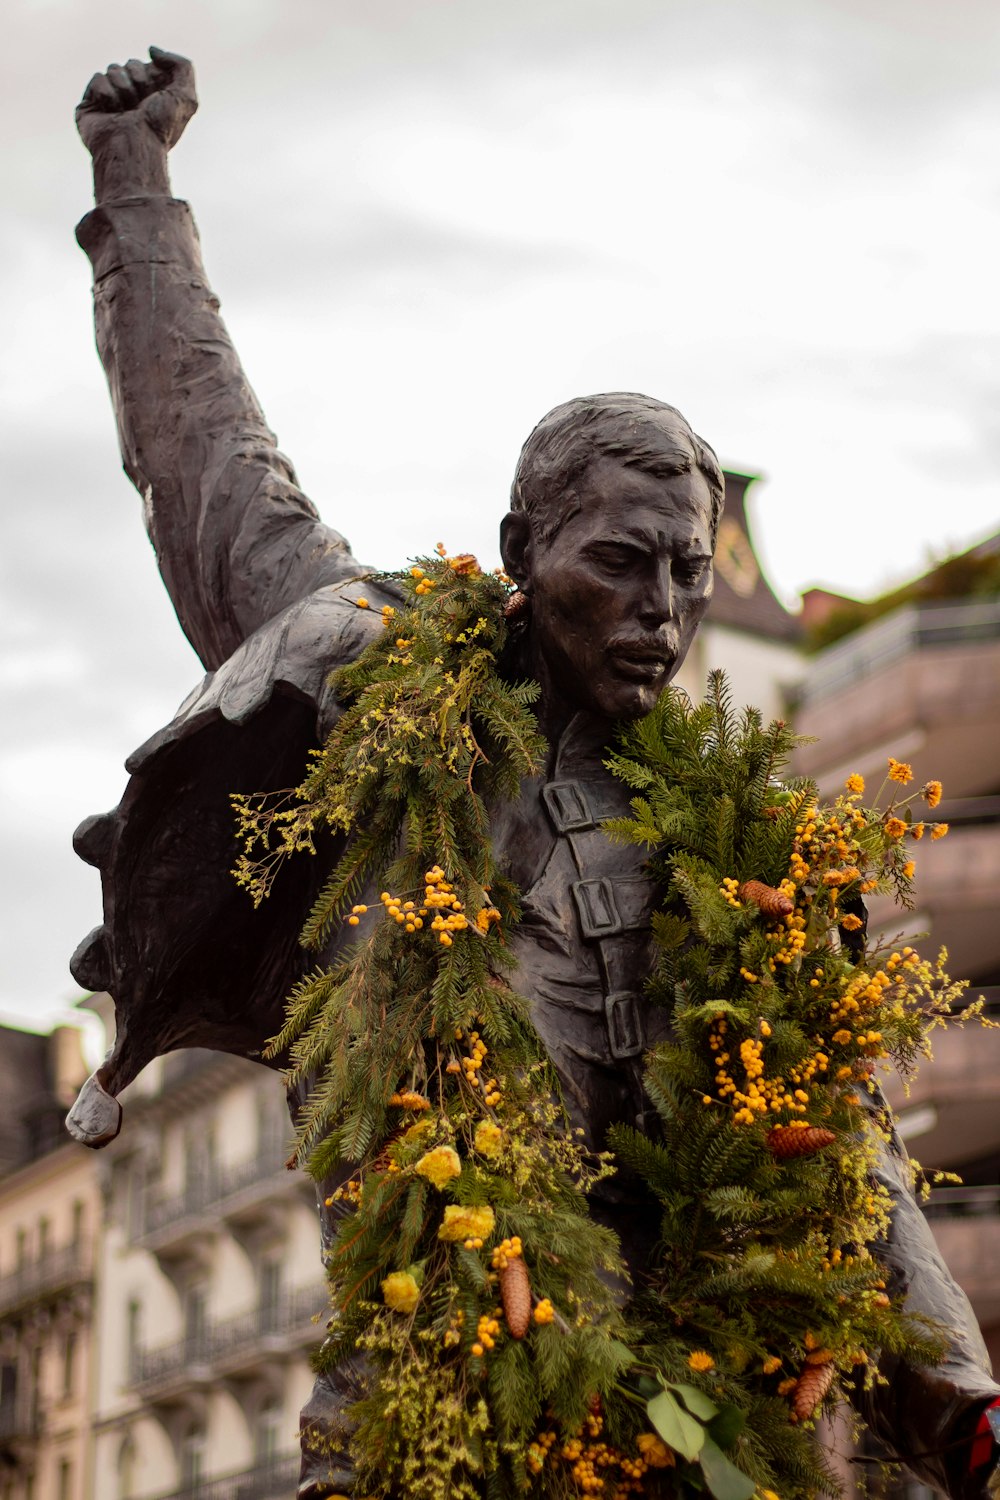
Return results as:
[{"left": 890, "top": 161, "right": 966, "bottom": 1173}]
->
[{"left": 510, "top": 392, "right": 724, "bottom": 544}]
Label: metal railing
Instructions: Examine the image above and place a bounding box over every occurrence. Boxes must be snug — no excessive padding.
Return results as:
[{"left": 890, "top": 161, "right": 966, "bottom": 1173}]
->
[
  {"left": 0, "top": 1243, "right": 91, "bottom": 1316},
  {"left": 141, "top": 1136, "right": 291, "bottom": 1236},
  {"left": 922, "top": 1185, "right": 1000, "bottom": 1222},
  {"left": 0, "top": 1398, "right": 41, "bottom": 1442},
  {"left": 131, "top": 1284, "right": 327, "bottom": 1389},
  {"left": 145, "top": 1451, "right": 300, "bottom": 1500},
  {"left": 800, "top": 598, "right": 1000, "bottom": 704}
]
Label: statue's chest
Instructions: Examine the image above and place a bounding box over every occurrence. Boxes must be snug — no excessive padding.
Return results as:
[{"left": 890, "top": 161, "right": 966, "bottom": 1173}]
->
[{"left": 490, "top": 757, "right": 667, "bottom": 1070}]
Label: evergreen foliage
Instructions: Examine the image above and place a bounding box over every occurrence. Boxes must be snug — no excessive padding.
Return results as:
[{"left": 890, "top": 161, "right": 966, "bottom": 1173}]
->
[{"left": 232, "top": 559, "right": 983, "bottom": 1499}]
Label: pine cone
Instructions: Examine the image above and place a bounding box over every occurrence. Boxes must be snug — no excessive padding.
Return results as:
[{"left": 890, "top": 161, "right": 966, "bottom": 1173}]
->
[
  {"left": 765, "top": 1126, "right": 836, "bottom": 1160},
  {"left": 502, "top": 590, "right": 529, "bottom": 622},
  {"left": 499, "top": 1255, "right": 532, "bottom": 1339},
  {"left": 791, "top": 1357, "right": 835, "bottom": 1420},
  {"left": 737, "top": 880, "right": 794, "bottom": 917}
]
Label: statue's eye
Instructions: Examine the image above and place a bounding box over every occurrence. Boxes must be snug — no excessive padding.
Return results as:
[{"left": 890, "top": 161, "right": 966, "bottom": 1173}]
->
[
  {"left": 587, "top": 543, "right": 641, "bottom": 573},
  {"left": 674, "top": 557, "right": 710, "bottom": 587}
]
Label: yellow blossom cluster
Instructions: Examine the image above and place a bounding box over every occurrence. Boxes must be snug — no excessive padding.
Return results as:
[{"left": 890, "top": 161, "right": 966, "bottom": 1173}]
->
[
  {"left": 922, "top": 780, "right": 943, "bottom": 809},
  {"left": 720, "top": 875, "right": 742, "bottom": 908},
  {"left": 706, "top": 1017, "right": 830, "bottom": 1124},
  {"left": 458, "top": 1031, "right": 501, "bottom": 1104},
  {"left": 688, "top": 1350, "right": 715, "bottom": 1372},
  {"left": 532, "top": 1298, "right": 555, "bottom": 1325},
  {"left": 381, "top": 1271, "right": 419, "bottom": 1313},
  {"left": 409, "top": 564, "right": 437, "bottom": 597},
  {"left": 414, "top": 1145, "right": 462, "bottom": 1189},
  {"left": 473, "top": 1120, "right": 503, "bottom": 1158},
  {"left": 887, "top": 757, "right": 913, "bottom": 784},
  {"left": 471, "top": 1311, "right": 501, "bottom": 1357},
  {"left": 768, "top": 903, "right": 808, "bottom": 969},
  {"left": 389, "top": 1090, "right": 431, "bottom": 1111},
  {"left": 325, "top": 1177, "right": 362, "bottom": 1206},
  {"left": 438, "top": 1203, "right": 495, "bottom": 1242},
  {"left": 490, "top": 1236, "right": 523, "bottom": 1271},
  {"left": 423, "top": 866, "right": 468, "bottom": 945},
  {"left": 527, "top": 1410, "right": 662, "bottom": 1497},
  {"left": 378, "top": 889, "right": 425, "bottom": 933}
]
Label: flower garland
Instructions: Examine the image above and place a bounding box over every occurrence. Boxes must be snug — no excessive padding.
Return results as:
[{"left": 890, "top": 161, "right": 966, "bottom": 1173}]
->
[{"left": 233, "top": 549, "right": 985, "bottom": 1500}]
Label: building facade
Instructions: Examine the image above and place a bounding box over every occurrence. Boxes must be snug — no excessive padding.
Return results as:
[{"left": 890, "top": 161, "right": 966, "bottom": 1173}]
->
[
  {"left": 793, "top": 564, "right": 1000, "bottom": 1495},
  {"left": 0, "top": 1026, "right": 95, "bottom": 1500},
  {"left": 85, "top": 1015, "right": 325, "bottom": 1500}
]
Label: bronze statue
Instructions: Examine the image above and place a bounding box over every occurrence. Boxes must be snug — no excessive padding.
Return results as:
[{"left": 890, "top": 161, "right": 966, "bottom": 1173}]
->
[{"left": 67, "top": 48, "right": 1000, "bottom": 1498}]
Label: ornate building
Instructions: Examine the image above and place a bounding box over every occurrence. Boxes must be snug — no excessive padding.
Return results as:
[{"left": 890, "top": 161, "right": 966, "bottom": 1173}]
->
[
  {"left": 793, "top": 536, "right": 1000, "bottom": 1496},
  {"left": 0, "top": 1025, "right": 94, "bottom": 1500},
  {"left": 82, "top": 997, "right": 325, "bottom": 1500}
]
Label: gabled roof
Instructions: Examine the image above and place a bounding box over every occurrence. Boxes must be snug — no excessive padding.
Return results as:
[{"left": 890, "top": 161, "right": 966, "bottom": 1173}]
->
[{"left": 705, "top": 472, "right": 802, "bottom": 643}]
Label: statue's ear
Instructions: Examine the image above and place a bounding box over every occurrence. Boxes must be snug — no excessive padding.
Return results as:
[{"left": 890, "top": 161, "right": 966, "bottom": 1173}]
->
[{"left": 499, "top": 511, "right": 533, "bottom": 591}]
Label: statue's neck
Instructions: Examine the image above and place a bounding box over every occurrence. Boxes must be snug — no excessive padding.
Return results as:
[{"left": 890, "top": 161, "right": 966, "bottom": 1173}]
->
[{"left": 503, "top": 629, "right": 614, "bottom": 774}]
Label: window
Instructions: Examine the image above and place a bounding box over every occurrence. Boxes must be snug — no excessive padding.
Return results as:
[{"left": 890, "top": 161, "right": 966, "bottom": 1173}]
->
[
  {"left": 70, "top": 1201, "right": 84, "bottom": 1246},
  {"left": 62, "top": 1331, "right": 77, "bottom": 1398},
  {"left": 126, "top": 1300, "right": 142, "bottom": 1382},
  {"left": 180, "top": 1424, "right": 205, "bottom": 1489},
  {"left": 117, "top": 1435, "right": 136, "bottom": 1500},
  {"left": 57, "top": 1458, "right": 72, "bottom": 1500},
  {"left": 184, "top": 1286, "right": 207, "bottom": 1358},
  {"left": 15, "top": 1228, "right": 26, "bottom": 1269},
  {"left": 28, "top": 1347, "right": 42, "bottom": 1427},
  {"left": 37, "top": 1219, "right": 49, "bottom": 1262},
  {"left": 256, "top": 1399, "right": 282, "bottom": 1464}
]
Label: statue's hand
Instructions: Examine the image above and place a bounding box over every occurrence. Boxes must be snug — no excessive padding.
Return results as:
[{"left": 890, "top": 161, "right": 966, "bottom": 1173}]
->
[{"left": 77, "top": 48, "right": 196, "bottom": 197}]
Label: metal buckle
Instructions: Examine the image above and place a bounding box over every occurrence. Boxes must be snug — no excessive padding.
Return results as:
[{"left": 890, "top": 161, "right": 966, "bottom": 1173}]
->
[
  {"left": 605, "top": 992, "right": 644, "bottom": 1059},
  {"left": 542, "top": 781, "right": 595, "bottom": 833},
  {"left": 572, "top": 877, "right": 622, "bottom": 938}
]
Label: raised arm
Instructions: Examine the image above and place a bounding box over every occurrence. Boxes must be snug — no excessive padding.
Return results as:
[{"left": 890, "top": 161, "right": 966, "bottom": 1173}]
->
[{"left": 76, "top": 49, "right": 361, "bottom": 670}]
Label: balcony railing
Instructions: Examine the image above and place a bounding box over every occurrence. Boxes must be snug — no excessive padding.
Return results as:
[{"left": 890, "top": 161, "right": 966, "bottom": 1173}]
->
[
  {"left": 145, "top": 1450, "right": 300, "bottom": 1500},
  {"left": 0, "top": 1398, "right": 41, "bottom": 1443},
  {"left": 799, "top": 599, "right": 1000, "bottom": 706},
  {"left": 0, "top": 1243, "right": 91, "bottom": 1317},
  {"left": 922, "top": 1185, "right": 1000, "bottom": 1221},
  {"left": 920, "top": 1187, "right": 1000, "bottom": 1323},
  {"left": 140, "top": 1135, "right": 298, "bottom": 1240},
  {"left": 131, "top": 1283, "right": 327, "bottom": 1392}
]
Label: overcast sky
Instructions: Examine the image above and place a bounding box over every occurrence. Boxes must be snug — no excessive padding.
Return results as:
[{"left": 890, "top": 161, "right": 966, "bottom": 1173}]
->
[{"left": 2, "top": 0, "right": 999, "bottom": 1035}]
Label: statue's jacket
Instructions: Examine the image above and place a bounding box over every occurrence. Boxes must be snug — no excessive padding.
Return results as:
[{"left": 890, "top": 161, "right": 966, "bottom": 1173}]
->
[{"left": 69, "top": 192, "right": 999, "bottom": 1496}]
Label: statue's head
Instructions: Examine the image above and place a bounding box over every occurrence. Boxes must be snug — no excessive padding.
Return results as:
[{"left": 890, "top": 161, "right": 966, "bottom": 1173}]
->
[{"left": 500, "top": 393, "right": 723, "bottom": 722}]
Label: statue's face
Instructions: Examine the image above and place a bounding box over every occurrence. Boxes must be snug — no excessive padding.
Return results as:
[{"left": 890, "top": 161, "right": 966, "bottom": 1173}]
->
[{"left": 513, "top": 456, "right": 715, "bottom": 721}]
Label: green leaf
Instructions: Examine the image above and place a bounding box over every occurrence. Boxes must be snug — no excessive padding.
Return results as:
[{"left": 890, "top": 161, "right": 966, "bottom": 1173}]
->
[
  {"left": 698, "top": 1437, "right": 756, "bottom": 1500},
  {"left": 667, "top": 1381, "right": 719, "bottom": 1422},
  {"left": 707, "top": 1404, "right": 747, "bottom": 1450},
  {"left": 646, "top": 1390, "right": 706, "bottom": 1462}
]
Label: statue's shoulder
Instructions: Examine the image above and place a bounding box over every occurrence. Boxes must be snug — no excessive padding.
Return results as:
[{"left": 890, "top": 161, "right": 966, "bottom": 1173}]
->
[{"left": 129, "top": 575, "right": 395, "bottom": 772}]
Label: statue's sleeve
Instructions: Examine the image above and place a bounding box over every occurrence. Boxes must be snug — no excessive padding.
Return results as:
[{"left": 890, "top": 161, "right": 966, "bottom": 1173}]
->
[
  {"left": 77, "top": 194, "right": 359, "bottom": 670},
  {"left": 854, "top": 1090, "right": 999, "bottom": 1494}
]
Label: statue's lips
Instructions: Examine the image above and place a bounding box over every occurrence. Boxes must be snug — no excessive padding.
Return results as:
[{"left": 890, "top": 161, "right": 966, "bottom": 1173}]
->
[{"left": 607, "top": 645, "right": 675, "bottom": 681}]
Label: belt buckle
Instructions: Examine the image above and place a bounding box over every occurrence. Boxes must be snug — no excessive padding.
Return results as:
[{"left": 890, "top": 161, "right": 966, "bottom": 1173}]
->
[
  {"left": 572, "top": 877, "right": 622, "bottom": 939},
  {"left": 605, "top": 991, "right": 644, "bottom": 1059}
]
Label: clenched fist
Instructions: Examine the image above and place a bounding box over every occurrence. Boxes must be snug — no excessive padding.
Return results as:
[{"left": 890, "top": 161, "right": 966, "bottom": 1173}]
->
[{"left": 77, "top": 48, "right": 197, "bottom": 202}]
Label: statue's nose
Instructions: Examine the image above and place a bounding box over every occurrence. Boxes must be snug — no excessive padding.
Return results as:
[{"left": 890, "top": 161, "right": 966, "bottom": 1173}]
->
[{"left": 640, "top": 560, "right": 674, "bottom": 626}]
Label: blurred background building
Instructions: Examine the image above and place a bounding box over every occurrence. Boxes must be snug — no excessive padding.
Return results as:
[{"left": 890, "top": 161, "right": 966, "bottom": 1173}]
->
[
  {"left": 0, "top": 1026, "right": 94, "bottom": 1500},
  {"left": 793, "top": 530, "right": 1000, "bottom": 1497}
]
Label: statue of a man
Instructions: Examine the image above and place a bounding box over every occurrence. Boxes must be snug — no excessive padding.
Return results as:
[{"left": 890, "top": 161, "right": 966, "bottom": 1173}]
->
[{"left": 67, "top": 48, "right": 1000, "bottom": 1499}]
